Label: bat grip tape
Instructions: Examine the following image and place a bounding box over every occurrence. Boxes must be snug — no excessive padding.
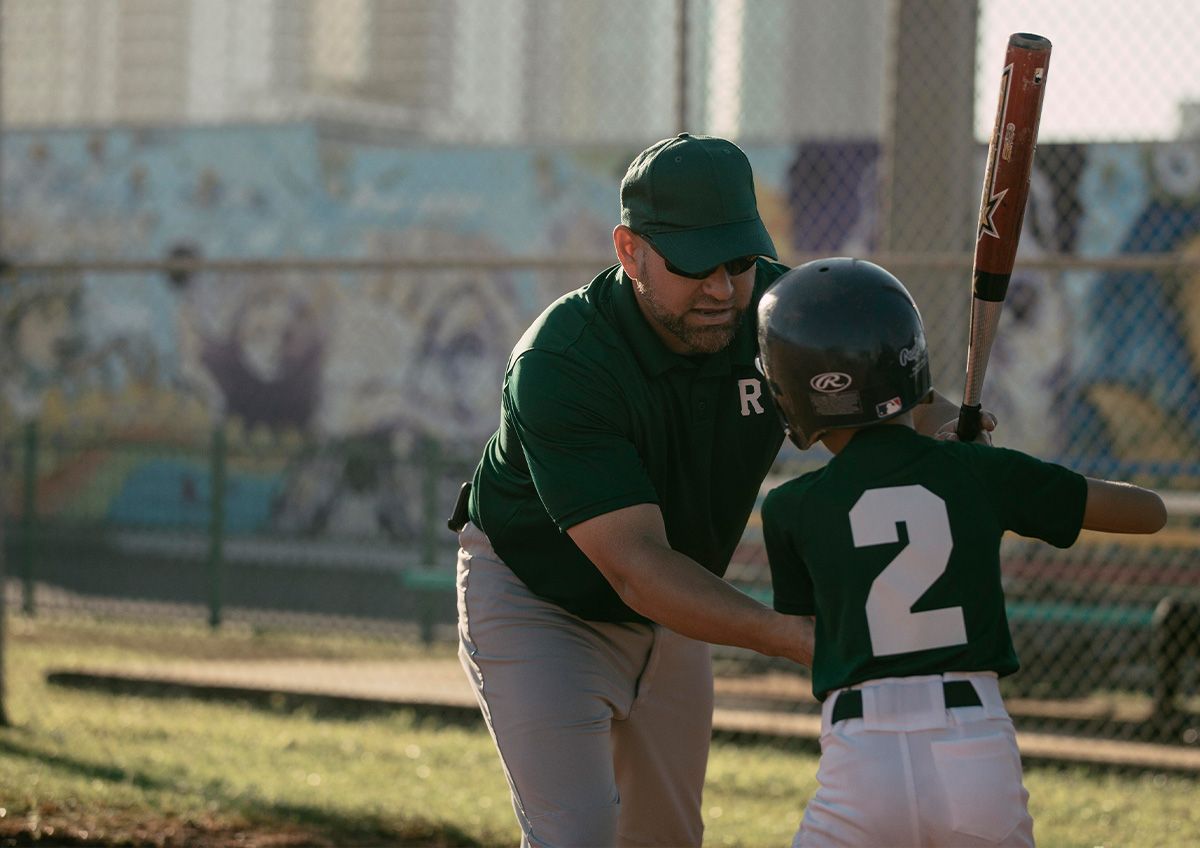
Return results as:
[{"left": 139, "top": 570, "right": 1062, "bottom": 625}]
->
[
  {"left": 972, "top": 270, "right": 1011, "bottom": 302},
  {"left": 956, "top": 404, "right": 983, "bottom": 443},
  {"left": 447, "top": 482, "right": 472, "bottom": 532}
]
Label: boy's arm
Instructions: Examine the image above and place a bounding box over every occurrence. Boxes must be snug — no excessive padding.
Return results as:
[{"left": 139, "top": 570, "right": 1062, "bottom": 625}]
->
[{"left": 1083, "top": 478, "right": 1167, "bottom": 534}]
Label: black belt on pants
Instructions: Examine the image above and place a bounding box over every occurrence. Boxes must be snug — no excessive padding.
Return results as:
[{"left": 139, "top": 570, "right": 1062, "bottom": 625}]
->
[{"left": 830, "top": 680, "right": 982, "bottom": 724}]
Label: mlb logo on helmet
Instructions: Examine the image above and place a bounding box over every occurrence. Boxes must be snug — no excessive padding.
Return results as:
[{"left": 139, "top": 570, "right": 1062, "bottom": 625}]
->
[{"left": 876, "top": 397, "right": 903, "bottom": 418}]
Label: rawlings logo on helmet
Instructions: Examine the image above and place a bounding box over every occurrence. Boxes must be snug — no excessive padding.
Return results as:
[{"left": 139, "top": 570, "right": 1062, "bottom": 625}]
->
[
  {"left": 898, "top": 342, "right": 926, "bottom": 367},
  {"left": 810, "top": 372, "right": 852, "bottom": 393}
]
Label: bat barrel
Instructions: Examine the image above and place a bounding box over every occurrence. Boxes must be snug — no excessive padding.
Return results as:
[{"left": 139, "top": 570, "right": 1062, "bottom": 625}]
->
[
  {"left": 959, "top": 32, "right": 1051, "bottom": 443},
  {"left": 974, "top": 34, "right": 1052, "bottom": 277}
]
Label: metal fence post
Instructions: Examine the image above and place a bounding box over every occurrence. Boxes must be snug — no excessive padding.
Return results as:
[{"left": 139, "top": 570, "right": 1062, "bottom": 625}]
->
[
  {"left": 418, "top": 435, "right": 442, "bottom": 646},
  {"left": 0, "top": 0, "right": 13, "bottom": 727},
  {"left": 0, "top": 501, "right": 8, "bottom": 728},
  {"left": 207, "top": 425, "right": 227, "bottom": 629},
  {"left": 675, "top": 0, "right": 689, "bottom": 134},
  {"left": 19, "top": 420, "right": 37, "bottom": 616}
]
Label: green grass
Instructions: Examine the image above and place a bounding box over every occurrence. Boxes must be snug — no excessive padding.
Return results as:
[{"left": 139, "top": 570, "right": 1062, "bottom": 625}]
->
[
  {"left": 2, "top": 615, "right": 1200, "bottom": 846},
  {"left": 2, "top": 616, "right": 511, "bottom": 846}
]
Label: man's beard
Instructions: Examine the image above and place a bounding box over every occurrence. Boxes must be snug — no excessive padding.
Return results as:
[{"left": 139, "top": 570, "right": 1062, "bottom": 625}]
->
[
  {"left": 634, "top": 274, "right": 743, "bottom": 354},
  {"left": 650, "top": 300, "right": 741, "bottom": 353}
]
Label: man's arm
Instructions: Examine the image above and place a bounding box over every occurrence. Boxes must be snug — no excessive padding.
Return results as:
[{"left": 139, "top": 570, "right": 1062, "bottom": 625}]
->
[{"left": 567, "top": 504, "right": 813, "bottom": 666}]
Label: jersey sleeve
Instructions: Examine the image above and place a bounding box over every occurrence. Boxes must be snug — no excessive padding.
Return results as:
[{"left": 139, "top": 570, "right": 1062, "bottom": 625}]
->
[
  {"left": 981, "top": 446, "right": 1088, "bottom": 548},
  {"left": 762, "top": 486, "right": 816, "bottom": 615},
  {"left": 506, "top": 348, "right": 659, "bottom": 530}
]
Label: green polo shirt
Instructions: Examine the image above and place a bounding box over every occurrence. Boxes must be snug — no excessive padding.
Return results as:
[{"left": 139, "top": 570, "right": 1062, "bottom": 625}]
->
[{"left": 468, "top": 261, "right": 788, "bottom": 621}]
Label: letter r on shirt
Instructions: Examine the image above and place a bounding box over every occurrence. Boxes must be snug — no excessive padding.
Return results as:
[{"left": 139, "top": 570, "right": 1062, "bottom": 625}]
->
[{"left": 738, "top": 378, "right": 764, "bottom": 416}]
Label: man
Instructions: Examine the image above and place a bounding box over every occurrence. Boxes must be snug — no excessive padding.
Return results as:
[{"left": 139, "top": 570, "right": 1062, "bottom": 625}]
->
[{"left": 454, "top": 133, "right": 982, "bottom": 847}]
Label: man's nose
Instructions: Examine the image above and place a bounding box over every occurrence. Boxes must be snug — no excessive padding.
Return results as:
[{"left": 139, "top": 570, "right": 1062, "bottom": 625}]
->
[{"left": 700, "top": 267, "right": 735, "bottom": 299}]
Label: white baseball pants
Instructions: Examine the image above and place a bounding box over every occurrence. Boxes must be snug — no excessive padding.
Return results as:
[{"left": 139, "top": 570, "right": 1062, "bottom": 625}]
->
[{"left": 796, "top": 673, "right": 1034, "bottom": 847}]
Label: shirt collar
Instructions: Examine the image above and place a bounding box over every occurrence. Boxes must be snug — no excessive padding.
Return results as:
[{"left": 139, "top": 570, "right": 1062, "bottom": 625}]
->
[{"left": 832, "top": 424, "right": 924, "bottom": 465}]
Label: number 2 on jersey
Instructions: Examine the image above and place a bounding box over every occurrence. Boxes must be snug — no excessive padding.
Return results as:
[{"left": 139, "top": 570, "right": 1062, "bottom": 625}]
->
[{"left": 849, "top": 485, "right": 967, "bottom": 657}]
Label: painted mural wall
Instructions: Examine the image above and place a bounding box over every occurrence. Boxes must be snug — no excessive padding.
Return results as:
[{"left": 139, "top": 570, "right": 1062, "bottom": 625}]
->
[{"left": 2, "top": 126, "right": 1197, "bottom": 541}]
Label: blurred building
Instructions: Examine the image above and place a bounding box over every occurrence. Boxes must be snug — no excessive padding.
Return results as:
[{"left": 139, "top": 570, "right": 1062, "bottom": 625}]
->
[
  {"left": 1180, "top": 101, "right": 1200, "bottom": 139},
  {"left": 1, "top": 0, "right": 308, "bottom": 125},
  {"left": 0, "top": 0, "right": 927, "bottom": 144},
  {"left": 705, "top": 0, "right": 889, "bottom": 141}
]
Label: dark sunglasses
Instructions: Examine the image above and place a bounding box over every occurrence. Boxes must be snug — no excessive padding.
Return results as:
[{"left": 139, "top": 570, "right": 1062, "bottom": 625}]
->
[{"left": 640, "top": 236, "right": 757, "bottom": 280}]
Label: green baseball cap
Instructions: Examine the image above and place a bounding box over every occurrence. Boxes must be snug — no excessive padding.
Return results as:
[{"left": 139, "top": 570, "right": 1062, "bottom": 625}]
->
[{"left": 620, "top": 133, "right": 778, "bottom": 275}]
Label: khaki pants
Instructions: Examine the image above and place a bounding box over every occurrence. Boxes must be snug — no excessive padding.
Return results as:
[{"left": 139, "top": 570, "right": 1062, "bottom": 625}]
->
[{"left": 456, "top": 523, "right": 713, "bottom": 847}]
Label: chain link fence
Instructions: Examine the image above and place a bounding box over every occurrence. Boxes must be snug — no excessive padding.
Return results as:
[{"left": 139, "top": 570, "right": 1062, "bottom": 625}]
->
[{"left": 1, "top": 0, "right": 1199, "bottom": 758}]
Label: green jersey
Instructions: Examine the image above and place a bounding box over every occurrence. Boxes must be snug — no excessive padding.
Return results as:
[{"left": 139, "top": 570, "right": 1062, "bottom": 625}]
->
[
  {"left": 762, "top": 425, "right": 1087, "bottom": 700},
  {"left": 469, "top": 261, "right": 787, "bottom": 621}
]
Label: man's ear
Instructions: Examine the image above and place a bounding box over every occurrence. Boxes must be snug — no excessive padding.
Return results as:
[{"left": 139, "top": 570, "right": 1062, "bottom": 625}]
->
[{"left": 613, "top": 225, "right": 640, "bottom": 278}]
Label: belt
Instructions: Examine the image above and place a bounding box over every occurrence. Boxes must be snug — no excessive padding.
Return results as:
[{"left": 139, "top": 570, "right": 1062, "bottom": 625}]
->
[{"left": 830, "top": 680, "right": 982, "bottom": 724}]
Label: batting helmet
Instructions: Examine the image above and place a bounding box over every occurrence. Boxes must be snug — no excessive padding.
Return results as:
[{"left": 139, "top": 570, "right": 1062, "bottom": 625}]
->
[{"left": 757, "top": 257, "right": 931, "bottom": 450}]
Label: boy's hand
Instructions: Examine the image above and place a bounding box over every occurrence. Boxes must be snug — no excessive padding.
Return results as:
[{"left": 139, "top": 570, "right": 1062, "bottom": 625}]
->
[
  {"left": 934, "top": 410, "right": 997, "bottom": 444},
  {"left": 913, "top": 391, "right": 996, "bottom": 445}
]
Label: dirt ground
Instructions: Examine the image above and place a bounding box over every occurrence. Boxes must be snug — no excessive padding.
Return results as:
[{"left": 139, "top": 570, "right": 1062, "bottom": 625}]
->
[{"left": 0, "top": 809, "right": 468, "bottom": 848}]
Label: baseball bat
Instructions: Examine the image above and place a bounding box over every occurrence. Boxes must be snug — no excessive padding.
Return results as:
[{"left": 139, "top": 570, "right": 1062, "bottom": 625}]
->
[{"left": 956, "top": 32, "right": 1052, "bottom": 442}]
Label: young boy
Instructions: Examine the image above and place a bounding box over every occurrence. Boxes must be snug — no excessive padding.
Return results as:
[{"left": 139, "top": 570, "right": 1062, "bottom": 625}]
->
[{"left": 756, "top": 258, "right": 1167, "bottom": 848}]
